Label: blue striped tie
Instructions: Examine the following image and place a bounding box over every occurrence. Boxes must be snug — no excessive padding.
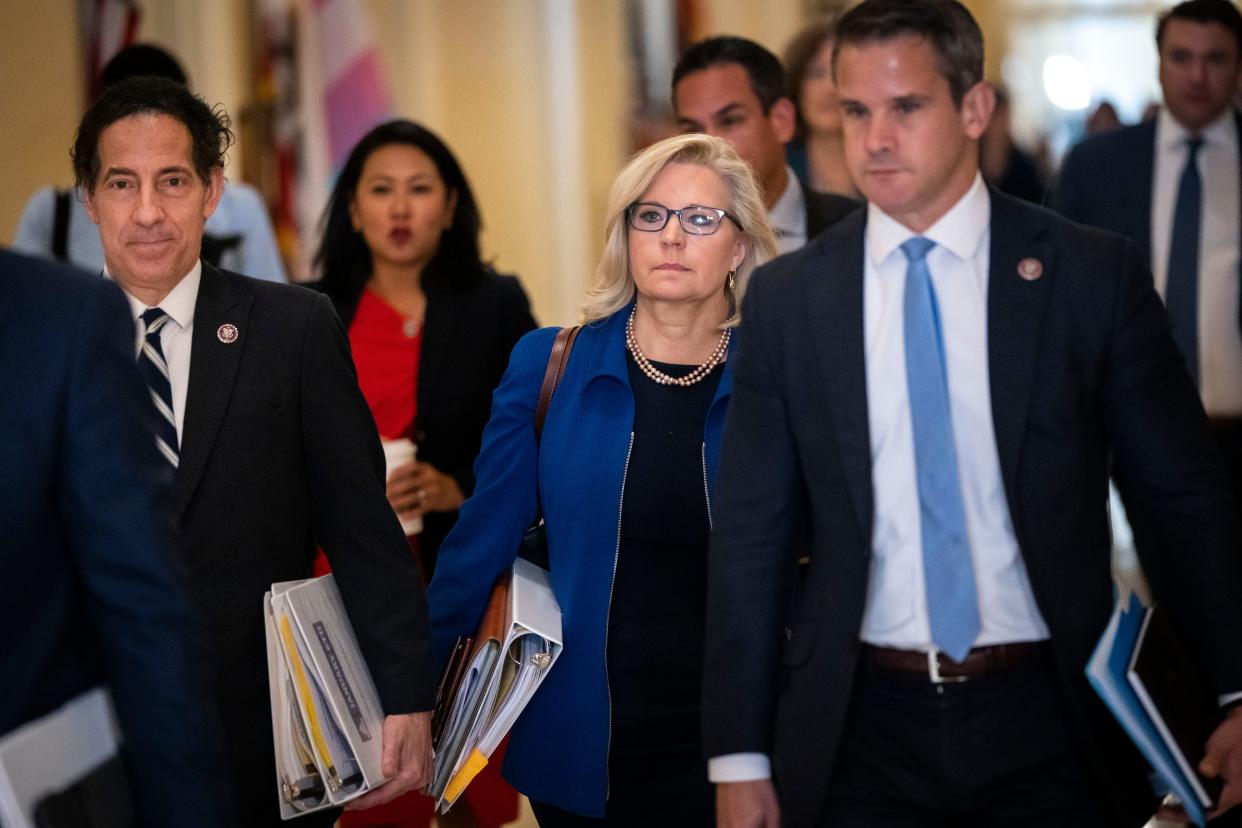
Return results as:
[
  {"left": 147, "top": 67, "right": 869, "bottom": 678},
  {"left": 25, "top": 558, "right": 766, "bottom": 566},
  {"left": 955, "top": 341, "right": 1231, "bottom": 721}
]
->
[
  {"left": 138, "top": 307, "right": 179, "bottom": 469},
  {"left": 901, "top": 237, "right": 980, "bottom": 662},
  {"left": 1165, "top": 136, "right": 1204, "bottom": 385}
]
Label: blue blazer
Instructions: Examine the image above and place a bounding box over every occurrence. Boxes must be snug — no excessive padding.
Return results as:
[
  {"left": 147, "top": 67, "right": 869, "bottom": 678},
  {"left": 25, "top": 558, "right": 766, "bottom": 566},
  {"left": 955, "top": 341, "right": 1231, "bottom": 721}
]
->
[
  {"left": 427, "top": 306, "right": 735, "bottom": 817},
  {"left": 0, "top": 249, "right": 231, "bottom": 826}
]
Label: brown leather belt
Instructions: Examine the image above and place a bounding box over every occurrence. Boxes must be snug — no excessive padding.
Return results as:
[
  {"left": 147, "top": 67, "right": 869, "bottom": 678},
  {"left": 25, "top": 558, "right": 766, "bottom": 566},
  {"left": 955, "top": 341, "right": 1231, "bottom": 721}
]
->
[{"left": 861, "top": 642, "right": 1049, "bottom": 684}]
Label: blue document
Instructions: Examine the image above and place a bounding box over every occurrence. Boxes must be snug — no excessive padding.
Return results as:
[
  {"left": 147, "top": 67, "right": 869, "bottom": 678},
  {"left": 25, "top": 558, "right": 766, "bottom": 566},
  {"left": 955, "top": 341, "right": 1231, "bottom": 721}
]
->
[{"left": 1085, "top": 591, "right": 1209, "bottom": 826}]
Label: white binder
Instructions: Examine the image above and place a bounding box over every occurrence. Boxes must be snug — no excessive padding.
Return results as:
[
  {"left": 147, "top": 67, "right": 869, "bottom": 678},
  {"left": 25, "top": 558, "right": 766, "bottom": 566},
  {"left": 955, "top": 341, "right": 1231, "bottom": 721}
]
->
[{"left": 430, "top": 557, "right": 563, "bottom": 813}]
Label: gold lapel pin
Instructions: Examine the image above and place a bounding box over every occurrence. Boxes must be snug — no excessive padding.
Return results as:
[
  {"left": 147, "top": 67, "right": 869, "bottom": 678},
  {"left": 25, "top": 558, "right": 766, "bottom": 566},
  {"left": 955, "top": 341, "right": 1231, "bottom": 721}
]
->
[{"left": 217, "top": 323, "right": 239, "bottom": 344}]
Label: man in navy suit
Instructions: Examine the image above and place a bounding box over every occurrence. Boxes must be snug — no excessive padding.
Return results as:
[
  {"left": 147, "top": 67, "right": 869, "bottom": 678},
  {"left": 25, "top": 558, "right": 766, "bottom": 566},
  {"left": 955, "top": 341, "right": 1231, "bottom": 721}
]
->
[
  {"left": 0, "top": 247, "right": 231, "bottom": 826},
  {"left": 1056, "top": 0, "right": 1242, "bottom": 499},
  {"left": 704, "top": 2, "right": 1242, "bottom": 826}
]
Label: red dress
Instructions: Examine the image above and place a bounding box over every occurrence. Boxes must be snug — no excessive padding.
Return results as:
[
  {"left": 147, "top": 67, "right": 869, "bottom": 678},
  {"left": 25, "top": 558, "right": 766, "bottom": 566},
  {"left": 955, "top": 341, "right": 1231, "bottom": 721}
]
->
[{"left": 317, "top": 288, "right": 519, "bottom": 828}]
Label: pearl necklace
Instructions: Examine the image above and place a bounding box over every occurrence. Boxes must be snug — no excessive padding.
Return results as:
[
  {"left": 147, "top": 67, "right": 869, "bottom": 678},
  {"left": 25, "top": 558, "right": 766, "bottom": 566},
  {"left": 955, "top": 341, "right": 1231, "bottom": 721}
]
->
[{"left": 625, "top": 307, "right": 730, "bottom": 387}]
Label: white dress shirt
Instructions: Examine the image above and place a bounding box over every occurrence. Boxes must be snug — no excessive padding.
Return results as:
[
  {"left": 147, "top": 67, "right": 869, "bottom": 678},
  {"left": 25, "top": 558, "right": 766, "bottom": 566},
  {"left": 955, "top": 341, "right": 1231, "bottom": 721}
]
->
[
  {"left": 1150, "top": 107, "right": 1242, "bottom": 416},
  {"left": 708, "top": 174, "right": 1050, "bottom": 784},
  {"left": 117, "top": 261, "right": 201, "bottom": 443},
  {"left": 768, "top": 166, "right": 808, "bottom": 255},
  {"left": 860, "top": 173, "right": 1049, "bottom": 650}
]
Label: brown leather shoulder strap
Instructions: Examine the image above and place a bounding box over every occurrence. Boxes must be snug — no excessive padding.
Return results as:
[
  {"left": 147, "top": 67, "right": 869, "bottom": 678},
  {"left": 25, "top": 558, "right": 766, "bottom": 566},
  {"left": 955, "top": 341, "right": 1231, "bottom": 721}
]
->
[{"left": 535, "top": 325, "right": 581, "bottom": 440}]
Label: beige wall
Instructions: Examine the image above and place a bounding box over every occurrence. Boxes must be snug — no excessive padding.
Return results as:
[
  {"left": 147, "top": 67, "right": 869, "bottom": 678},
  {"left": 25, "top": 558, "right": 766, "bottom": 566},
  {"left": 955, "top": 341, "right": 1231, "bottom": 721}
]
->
[
  {"left": 369, "top": 0, "right": 632, "bottom": 325},
  {"left": 0, "top": 0, "right": 84, "bottom": 247}
]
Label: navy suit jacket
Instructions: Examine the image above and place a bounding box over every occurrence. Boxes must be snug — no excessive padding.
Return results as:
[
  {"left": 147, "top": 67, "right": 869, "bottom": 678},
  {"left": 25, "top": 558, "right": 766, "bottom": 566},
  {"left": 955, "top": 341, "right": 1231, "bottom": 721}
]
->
[
  {"left": 805, "top": 188, "right": 860, "bottom": 241},
  {"left": 1054, "top": 113, "right": 1242, "bottom": 335},
  {"left": 703, "top": 191, "right": 1242, "bottom": 827},
  {"left": 0, "top": 248, "right": 231, "bottom": 826}
]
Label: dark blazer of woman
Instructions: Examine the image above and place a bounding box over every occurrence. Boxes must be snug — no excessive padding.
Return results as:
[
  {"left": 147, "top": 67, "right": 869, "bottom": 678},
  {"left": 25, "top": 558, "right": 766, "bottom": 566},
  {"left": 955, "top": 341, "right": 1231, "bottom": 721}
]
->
[{"left": 315, "top": 263, "right": 536, "bottom": 573}]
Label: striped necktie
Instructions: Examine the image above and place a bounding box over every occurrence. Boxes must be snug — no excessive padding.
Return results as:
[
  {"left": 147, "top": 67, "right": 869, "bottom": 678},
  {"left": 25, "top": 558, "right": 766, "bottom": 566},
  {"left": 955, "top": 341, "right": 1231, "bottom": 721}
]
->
[
  {"left": 138, "top": 307, "right": 179, "bottom": 468},
  {"left": 901, "top": 237, "right": 980, "bottom": 662}
]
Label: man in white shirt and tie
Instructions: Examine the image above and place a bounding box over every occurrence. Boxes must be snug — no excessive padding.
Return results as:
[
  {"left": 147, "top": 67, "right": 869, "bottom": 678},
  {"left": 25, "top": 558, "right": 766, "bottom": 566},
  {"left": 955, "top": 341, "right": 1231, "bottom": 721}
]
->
[
  {"left": 705, "top": 2, "right": 1242, "bottom": 826},
  {"left": 1057, "top": 0, "right": 1242, "bottom": 502}
]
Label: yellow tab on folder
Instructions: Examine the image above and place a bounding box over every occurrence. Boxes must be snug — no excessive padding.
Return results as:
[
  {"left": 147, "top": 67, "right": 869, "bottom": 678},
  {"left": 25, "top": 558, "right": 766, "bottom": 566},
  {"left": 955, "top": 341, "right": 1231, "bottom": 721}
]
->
[{"left": 443, "top": 749, "right": 490, "bottom": 806}]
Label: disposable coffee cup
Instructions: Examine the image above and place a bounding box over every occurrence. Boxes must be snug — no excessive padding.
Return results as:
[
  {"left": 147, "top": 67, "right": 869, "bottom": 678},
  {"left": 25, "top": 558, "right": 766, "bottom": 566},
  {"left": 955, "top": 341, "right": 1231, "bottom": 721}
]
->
[{"left": 381, "top": 437, "right": 422, "bottom": 535}]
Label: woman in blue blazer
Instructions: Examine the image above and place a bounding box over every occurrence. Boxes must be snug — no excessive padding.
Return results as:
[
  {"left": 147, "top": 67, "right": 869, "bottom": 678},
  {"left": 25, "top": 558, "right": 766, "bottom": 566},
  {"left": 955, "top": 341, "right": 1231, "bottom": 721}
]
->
[{"left": 427, "top": 134, "right": 777, "bottom": 825}]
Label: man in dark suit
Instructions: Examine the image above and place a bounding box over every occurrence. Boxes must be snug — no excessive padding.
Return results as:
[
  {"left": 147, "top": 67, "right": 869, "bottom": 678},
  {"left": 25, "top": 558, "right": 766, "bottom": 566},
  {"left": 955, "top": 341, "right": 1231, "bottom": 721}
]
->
[
  {"left": 1056, "top": 0, "right": 1242, "bottom": 500},
  {"left": 0, "top": 247, "right": 232, "bottom": 826},
  {"left": 704, "top": 2, "right": 1242, "bottom": 827},
  {"left": 73, "top": 76, "right": 435, "bottom": 826},
  {"left": 673, "top": 35, "right": 858, "bottom": 253}
]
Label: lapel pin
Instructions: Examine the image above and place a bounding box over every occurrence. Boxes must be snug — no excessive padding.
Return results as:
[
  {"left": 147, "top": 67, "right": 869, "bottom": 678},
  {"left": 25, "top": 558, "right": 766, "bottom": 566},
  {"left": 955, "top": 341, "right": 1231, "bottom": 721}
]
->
[
  {"left": 217, "top": 323, "right": 239, "bottom": 344},
  {"left": 1017, "top": 257, "right": 1043, "bottom": 281}
]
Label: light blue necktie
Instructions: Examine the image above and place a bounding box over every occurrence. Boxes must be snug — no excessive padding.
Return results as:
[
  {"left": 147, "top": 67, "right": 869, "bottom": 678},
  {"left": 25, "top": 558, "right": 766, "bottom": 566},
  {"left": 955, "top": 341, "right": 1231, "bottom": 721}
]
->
[
  {"left": 901, "top": 237, "right": 980, "bottom": 662},
  {"left": 1165, "top": 137, "right": 1204, "bottom": 386}
]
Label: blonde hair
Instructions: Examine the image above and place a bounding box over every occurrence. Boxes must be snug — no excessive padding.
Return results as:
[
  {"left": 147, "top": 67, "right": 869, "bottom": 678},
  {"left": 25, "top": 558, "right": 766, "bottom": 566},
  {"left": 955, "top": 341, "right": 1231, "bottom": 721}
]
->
[{"left": 581, "top": 133, "right": 778, "bottom": 328}]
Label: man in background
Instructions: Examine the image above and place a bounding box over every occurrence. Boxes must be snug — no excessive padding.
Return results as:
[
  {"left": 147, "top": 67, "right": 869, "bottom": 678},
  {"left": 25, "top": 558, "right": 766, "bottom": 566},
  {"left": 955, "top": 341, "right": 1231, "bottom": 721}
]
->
[
  {"left": 673, "top": 35, "right": 858, "bottom": 253},
  {"left": 1056, "top": 0, "right": 1242, "bottom": 500},
  {"left": 15, "top": 43, "right": 287, "bottom": 283}
]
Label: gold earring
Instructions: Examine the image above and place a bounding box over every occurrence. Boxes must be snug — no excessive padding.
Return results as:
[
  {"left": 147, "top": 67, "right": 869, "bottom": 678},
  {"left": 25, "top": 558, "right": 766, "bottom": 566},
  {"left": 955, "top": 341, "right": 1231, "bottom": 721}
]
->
[{"left": 726, "top": 270, "right": 736, "bottom": 293}]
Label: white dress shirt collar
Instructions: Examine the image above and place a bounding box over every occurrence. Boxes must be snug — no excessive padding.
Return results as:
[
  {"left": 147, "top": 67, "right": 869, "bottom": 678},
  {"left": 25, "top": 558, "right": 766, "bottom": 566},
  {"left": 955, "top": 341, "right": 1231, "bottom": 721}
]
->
[
  {"left": 111, "top": 260, "right": 201, "bottom": 443},
  {"left": 866, "top": 172, "right": 990, "bottom": 268},
  {"left": 116, "top": 260, "right": 202, "bottom": 328},
  {"left": 1158, "top": 105, "right": 1235, "bottom": 151},
  {"left": 768, "top": 165, "right": 808, "bottom": 251}
]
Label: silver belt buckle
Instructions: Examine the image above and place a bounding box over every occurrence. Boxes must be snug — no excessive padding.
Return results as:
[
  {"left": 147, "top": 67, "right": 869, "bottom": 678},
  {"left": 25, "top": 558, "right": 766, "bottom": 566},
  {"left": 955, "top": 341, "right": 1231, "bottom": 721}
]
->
[{"left": 927, "top": 649, "right": 968, "bottom": 684}]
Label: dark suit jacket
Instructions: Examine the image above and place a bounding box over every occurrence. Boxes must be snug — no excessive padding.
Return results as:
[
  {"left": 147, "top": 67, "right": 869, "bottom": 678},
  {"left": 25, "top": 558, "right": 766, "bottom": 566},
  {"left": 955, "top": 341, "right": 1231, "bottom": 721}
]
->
[
  {"left": 1054, "top": 113, "right": 1242, "bottom": 333},
  {"left": 0, "top": 249, "right": 231, "bottom": 827},
  {"left": 703, "top": 192, "right": 1242, "bottom": 827},
  {"left": 177, "top": 262, "right": 434, "bottom": 826},
  {"left": 318, "top": 267, "right": 536, "bottom": 575},
  {"left": 804, "top": 188, "right": 860, "bottom": 241}
]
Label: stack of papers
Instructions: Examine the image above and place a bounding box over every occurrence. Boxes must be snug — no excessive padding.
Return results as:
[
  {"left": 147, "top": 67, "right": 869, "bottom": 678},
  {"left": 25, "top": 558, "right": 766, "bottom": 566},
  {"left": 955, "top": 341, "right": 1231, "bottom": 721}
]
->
[
  {"left": 429, "top": 558, "right": 562, "bottom": 813},
  {"left": 265, "top": 575, "right": 387, "bottom": 819}
]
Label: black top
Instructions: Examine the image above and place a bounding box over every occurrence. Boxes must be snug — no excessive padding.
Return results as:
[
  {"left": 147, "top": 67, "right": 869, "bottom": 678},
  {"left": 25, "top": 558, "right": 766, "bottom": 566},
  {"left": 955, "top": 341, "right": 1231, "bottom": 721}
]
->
[{"left": 606, "top": 354, "right": 722, "bottom": 816}]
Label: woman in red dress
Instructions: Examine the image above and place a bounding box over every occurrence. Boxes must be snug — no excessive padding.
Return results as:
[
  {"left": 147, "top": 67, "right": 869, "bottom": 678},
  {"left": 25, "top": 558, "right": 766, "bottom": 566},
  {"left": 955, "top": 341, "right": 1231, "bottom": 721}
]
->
[{"left": 313, "top": 119, "right": 536, "bottom": 828}]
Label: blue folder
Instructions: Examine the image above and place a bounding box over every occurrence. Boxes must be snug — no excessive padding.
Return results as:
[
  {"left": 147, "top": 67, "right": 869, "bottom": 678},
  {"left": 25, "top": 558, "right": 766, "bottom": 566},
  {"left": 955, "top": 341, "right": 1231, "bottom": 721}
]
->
[{"left": 1085, "top": 591, "right": 1210, "bottom": 826}]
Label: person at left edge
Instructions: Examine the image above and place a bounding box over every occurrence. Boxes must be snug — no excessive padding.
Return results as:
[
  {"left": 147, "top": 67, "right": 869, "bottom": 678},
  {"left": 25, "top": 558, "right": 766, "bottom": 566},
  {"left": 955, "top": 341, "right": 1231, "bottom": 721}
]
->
[
  {"left": 0, "top": 247, "right": 233, "bottom": 828},
  {"left": 73, "top": 75, "right": 435, "bottom": 827}
]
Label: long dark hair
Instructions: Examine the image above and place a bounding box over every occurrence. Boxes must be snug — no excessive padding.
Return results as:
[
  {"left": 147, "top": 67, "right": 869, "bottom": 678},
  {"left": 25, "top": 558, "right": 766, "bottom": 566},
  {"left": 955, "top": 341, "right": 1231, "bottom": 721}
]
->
[{"left": 315, "top": 119, "right": 484, "bottom": 311}]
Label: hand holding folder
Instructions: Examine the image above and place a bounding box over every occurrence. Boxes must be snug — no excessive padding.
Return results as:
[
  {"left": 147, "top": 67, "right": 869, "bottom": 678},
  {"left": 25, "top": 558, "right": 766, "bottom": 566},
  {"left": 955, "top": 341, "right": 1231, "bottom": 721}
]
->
[
  {"left": 344, "top": 711, "right": 433, "bottom": 811},
  {"left": 1086, "top": 592, "right": 1228, "bottom": 825}
]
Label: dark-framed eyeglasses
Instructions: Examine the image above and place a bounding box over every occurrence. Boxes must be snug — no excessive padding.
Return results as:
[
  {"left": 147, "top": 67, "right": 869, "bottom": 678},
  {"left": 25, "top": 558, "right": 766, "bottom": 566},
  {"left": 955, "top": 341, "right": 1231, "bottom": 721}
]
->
[{"left": 625, "top": 202, "right": 743, "bottom": 236}]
